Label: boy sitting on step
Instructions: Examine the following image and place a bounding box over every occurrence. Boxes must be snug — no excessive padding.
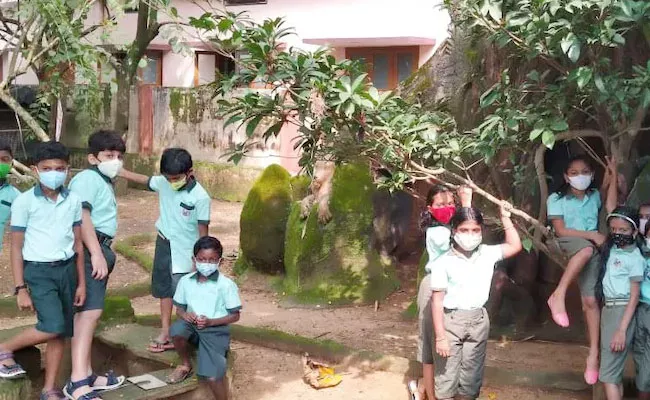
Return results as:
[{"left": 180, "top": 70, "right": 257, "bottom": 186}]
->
[{"left": 166, "top": 236, "right": 241, "bottom": 400}]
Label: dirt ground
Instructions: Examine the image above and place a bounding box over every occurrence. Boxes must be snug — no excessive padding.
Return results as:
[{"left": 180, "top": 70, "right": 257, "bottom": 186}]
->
[{"left": 0, "top": 189, "right": 594, "bottom": 399}]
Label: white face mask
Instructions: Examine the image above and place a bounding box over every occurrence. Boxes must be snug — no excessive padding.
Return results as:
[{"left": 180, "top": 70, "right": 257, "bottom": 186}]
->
[
  {"left": 567, "top": 174, "right": 592, "bottom": 191},
  {"left": 454, "top": 232, "right": 482, "bottom": 252},
  {"left": 196, "top": 261, "right": 219, "bottom": 277},
  {"left": 640, "top": 218, "right": 648, "bottom": 236},
  {"left": 97, "top": 159, "right": 123, "bottom": 179}
]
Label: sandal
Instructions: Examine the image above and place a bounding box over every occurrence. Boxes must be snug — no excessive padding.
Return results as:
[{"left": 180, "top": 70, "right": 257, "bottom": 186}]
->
[
  {"left": 148, "top": 339, "right": 175, "bottom": 353},
  {"left": 40, "top": 389, "right": 66, "bottom": 400},
  {"left": 90, "top": 370, "right": 125, "bottom": 391},
  {"left": 166, "top": 365, "right": 192, "bottom": 384},
  {"left": 63, "top": 377, "right": 102, "bottom": 400},
  {"left": 0, "top": 351, "right": 26, "bottom": 379}
]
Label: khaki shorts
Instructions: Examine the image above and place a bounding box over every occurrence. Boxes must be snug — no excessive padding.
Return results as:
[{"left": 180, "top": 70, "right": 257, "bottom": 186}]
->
[
  {"left": 600, "top": 304, "right": 636, "bottom": 384},
  {"left": 434, "top": 308, "right": 489, "bottom": 399},
  {"left": 557, "top": 236, "right": 601, "bottom": 297},
  {"left": 417, "top": 274, "right": 434, "bottom": 364},
  {"left": 634, "top": 303, "right": 650, "bottom": 392}
]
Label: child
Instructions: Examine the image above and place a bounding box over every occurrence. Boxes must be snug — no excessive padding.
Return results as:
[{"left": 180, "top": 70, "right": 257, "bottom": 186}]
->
[
  {"left": 634, "top": 222, "right": 650, "bottom": 400},
  {"left": 0, "top": 139, "right": 20, "bottom": 252},
  {"left": 430, "top": 205, "right": 521, "bottom": 400},
  {"left": 597, "top": 207, "right": 644, "bottom": 400},
  {"left": 64, "top": 131, "right": 127, "bottom": 400},
  {"left": 409, "top": 185, "right": 472, "bottom": 400},
  {"left": 638, "top": 203, "right": 650, "bottom": 236},
  {"left": 166, "top": 236, "right": 241, "bottom": 400},
  {"left": 119, "top": 148, "right": 211, "bottom": 352},
  {"left": 0, "top": 142, "right": 85, "bottom": 400},
  {"left": 546, "top": 155, "right": 617, "bottom": 384}
]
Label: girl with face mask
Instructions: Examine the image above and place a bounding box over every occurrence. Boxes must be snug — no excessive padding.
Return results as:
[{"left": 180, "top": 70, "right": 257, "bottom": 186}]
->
[
  {"left": 410, "top": 185, "right": 472, "bottom": 400},
  {"left": 595, "top": 207, "right": 644, "bottom": 400},
  {"left": 546, "top": 155, "right": 619, "bottom": 384},
  {"left": 428, "top": 205, "right": 521, "bottom": 400}
]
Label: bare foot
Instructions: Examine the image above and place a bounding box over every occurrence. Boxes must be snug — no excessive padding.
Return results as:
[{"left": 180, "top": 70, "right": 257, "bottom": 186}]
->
[
  {"left": 584, "top": 352, "right": 599, "bottom": 385},
  {"left": 547, "top": 293, "right": 570, "bottom": 328}
]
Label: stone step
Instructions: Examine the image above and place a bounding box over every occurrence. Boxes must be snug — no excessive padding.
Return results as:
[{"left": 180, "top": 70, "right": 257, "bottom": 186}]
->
[
  {"left": 101, "top": 369, "right": 198, "bottom": 400},
  {"left": 0, "top": 379, "right": 31, "bottom": 400}
]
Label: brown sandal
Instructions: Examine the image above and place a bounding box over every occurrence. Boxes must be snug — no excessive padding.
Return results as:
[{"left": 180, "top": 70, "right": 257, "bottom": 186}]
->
[
  {"left": 166, "top": 365, "right": 192, "bottom": 384},
  {"left": 148, "top": 339, "right": 175, "bottom": 353}
]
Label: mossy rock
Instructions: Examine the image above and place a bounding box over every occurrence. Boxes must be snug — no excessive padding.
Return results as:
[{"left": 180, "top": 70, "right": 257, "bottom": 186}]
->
[
  {"left": 0, "top": 378, "right": 31, "bottom": 400},
  {"left": 283, "top": 163, "right": 399, "bottom": 304},
  {"left": 101, "top": 296, "right": 135, "bottom": 322},
  {"left": 239, "top": 164, "right": 293, "bottom": 274},
  {"left": 289, "top": 175, "right": 310, "bottom": 200}
]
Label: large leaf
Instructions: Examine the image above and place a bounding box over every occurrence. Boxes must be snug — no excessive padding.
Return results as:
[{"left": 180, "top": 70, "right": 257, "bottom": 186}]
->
[{"left": 560, "top": 33, "right": 581, "bottom": 62}]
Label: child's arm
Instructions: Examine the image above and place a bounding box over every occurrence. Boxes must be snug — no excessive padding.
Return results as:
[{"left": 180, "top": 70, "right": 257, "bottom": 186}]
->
[
  {"left": 197, "top": 196, "right": 210, "bottom": 237},
  {"left": 118, "top": 168, "right": 150, "bottom": 186},
  {"left": 10, "top": 231, "right": 31, "bottom": 311},
  {"left": 610, "top": 281, "right": 640, "bottom": 352},
  {"left": 458, "top": 185, "right": 473, "bottom": 208},
  {"left": 604, "top": 156, "right": 617, "bottom": 214},
  {"left": 175, "top": 306, "right": 198, "bottom": 324},
  {"left": 73, "top": 225, "right": 86, "bottom": 307},
  {"left": 551, "top": 219, "right": 606, "bottom": 245},
  {"left": 500, "top": 203, "right": 522, "bottom": 259},
  {"left": 203, "top": 312, "right": 240, "bottom": 328},
  {"left": 431, "top": 291, "right": 449, "bottom": 357},
  {"left": 80, "top": 210, "right": 108, "bottom": 280}
]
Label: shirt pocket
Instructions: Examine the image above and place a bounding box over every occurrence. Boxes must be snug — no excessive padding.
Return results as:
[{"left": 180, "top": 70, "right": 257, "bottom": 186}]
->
[{"left": 179, "top": 202, "right": 196, "bottom": 221}]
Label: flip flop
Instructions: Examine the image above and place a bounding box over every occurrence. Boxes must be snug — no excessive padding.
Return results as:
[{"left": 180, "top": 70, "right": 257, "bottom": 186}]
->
[
  {"left": 166, "top": 366, "right": 193, "bottom": 384},
  {"left": 147, "top": 339, "right": 175, "bottom": 353}
]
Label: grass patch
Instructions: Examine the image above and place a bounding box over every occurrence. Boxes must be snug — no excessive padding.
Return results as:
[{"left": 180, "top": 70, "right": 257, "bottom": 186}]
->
[
  {"left": 115, "top": 233, "right": 155, "bottom": 272},
  {"left": 401, "top": 300, "right": 418, "bottom": 321}
]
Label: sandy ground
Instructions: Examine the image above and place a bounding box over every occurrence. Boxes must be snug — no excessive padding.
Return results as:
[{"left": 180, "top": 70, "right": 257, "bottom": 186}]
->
[{"left": 0, "top": 190, "right": 593, "bottom": 399}]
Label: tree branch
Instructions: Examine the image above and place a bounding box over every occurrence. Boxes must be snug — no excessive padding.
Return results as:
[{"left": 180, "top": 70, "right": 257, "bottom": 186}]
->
[{"left": 0, "top": 89, "right": 49, "bottom": 142}]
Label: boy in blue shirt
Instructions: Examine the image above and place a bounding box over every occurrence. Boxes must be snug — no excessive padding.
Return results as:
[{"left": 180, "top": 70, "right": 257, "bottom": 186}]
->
[
  {"left": 64, "top": 131, "right": 127, "bottom": 400},
  {"left": 119, "top": 148, "right": 211, "bottom": 352},
  {"left": 166, "top": 236, "right": 241, "bottom": 400},
  {"left": 0, "top": 142, "right": 85, "bottom": 400},
  {"left": 0, "top": 139, "right": 21, "bottom": 251}
]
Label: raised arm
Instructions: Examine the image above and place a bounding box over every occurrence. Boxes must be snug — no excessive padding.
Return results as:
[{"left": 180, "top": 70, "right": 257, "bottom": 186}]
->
[
  {"left": 500, "top": 203, "right": 522, "bottom": 259},
  {"left": 457, "top": 186, "right": 473, "bottom": 208},
  {"left": 604, "top": 156, "right": 617, "bottom": 214}
]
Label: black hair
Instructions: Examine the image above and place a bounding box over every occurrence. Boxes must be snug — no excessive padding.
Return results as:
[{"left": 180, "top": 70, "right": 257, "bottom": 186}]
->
[
  {"left": 554, "top": 155, "right": 597, "bottom": 198},
  {"left": 0, "top": 138, "right": 13, "bottom": 157},
  {"left": 450, "top": 207, "right": 484, "bottom": 230},
  {"left": 160, "top": 148, "right": 192, "bottom": 175},
  {"left": 33, "top": 141, "right": 69, "bottom": 164},
  {"left": 596, "top": 206, "right": 641, "bottom": 304},
  {"left": 419, "top": 184, "right": 453, "bottom": 230},
  {"left": 88, "top": 130, "right": 126, "bottom": 156},
  {"left": 193, "top": 236, "right": 223, "bottom": 258}
]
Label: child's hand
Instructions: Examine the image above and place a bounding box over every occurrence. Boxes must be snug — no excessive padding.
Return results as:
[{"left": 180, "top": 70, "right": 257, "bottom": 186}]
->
[
  {"left": 590, "top": 232, "right": 607, "bottom": 247},
  {"left": 196, "top": 315, "right": 208, "bottom": 330},
  {"left": 90, "top": 253, "right": 109, "bottom": 280},
  {"left": 457, "top": 185, "right": 473, "bottom": 208},
  {"left": 183, "top": 312, "right": 198, "bottom": 324},
  {"left": 435, "top": 338, "right": 451, "bottom": 358},
  {"left": 500, "top": 201, "right": 513, "bottom": 219},
  {"left": 17, "top": 290, "right": 33, "bottom": 311},
  {"left": 605, "top": 156, "right": 617, "bottom": 175},
  {"left": 610, "top": 329, "right": 626, "bottom": 352},
  {"left": 74, "top": 285, "right": 86, "bottom": 307}
]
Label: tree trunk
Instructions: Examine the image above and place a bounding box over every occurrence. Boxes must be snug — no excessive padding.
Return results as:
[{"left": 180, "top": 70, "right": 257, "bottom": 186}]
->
[{"left": 113, "top": 70, "right": 131, "bottom": 135}]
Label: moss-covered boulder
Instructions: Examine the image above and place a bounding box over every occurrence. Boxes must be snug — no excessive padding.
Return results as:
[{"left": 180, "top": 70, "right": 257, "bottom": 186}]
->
[
  {"left": 239, "top": 164, "right": 293, "bottom": 274},
  {"left": 101, "top": 296, "right": 136, "bottom": 323},
  {"left": 283, "top": 163, "right": 399, "bottom": 304}
]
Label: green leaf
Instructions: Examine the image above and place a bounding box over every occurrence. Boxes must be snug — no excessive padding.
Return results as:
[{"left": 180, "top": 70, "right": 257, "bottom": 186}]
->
[
  {"left": 529, "top": 128, "right": 544, "bottom": 140},
  {"left": 264, "top": 121, "right": 283, "bottom": 137},
  {"left": 574, "top": 67, "right": 592, "bottom": 89},
  {"left": 560, "top": 33, "right": 581, "bottom": 63},
  {"left": 218, "top": 18, "right": 234, "bottom": 32},
  {"left": 542, "top": 130, "right": 556, "bottom": 148},
  {"left": 368, "top": 87, "right": 380, "bottom": 103},
  {"left": 522, "top": 238, "right": 533, "bottom": 252},
  {"left": 246, "top": 115, "right": 263, "bottom": 137},
  {"left": 479, "top": 85, "right": 500, "bottom": 108},
  {"left": 449, "top": 139, "right": 460, "bottom": 151},
  {"left": 170, "top": 7, "right": 178, "bottom": 17},
  {"left": 550, "top": 119, "right": 568, "bottom": 131},
  {"left": 594, "top": 76, "right": 606, "bottom": 93},
  {"left": 642, "top": 89, "right": 650, "bottom": 109},
  {"left": 138, "top": 58, "right": 148, "bottom": 68}
]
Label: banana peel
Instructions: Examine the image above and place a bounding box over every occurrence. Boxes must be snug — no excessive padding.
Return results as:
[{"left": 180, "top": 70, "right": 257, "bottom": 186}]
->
[{"left": 302, "top": 353, "right": 343, "bottom": 389}]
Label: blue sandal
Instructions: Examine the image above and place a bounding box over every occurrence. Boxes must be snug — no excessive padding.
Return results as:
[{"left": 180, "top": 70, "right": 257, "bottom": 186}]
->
[
  {"left": 90, "top": 370, "right": 125, "bottom": 391},
  {"left": 0, "top": 351, "right": 26, "bottom": 379},
  {"left": 63, "top": 377, "right": 102, "bottom": 400}
]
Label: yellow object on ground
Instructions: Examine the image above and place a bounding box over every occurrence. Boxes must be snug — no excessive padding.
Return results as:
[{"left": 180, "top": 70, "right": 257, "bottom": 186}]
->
[{"left": 302, "top": 353, "right": 343, "bottom": 389}]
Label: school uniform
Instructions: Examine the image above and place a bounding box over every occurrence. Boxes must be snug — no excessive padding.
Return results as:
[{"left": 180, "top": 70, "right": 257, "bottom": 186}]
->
[
  {"left": 148, "top": 176, "right": 211, "bottom": 299},
  {"left": 10, "top": 186, "right": 82, "bottom": 337},
  {"left": 417, "top": 225, "right": 450, "bottom": 364},
  {"left": 634, "top": 257, "right": 650, "bottom": 392},
  {"left": 68, "top": 167, "right": 118, "bottom": 311},
  {"left": 547, "top": 190, "right": 601, "bottom": 296},
  {"left": 170, "top": 271, "right": 242, "bottom": 379},
  {"left": 0, "top": 181, "right": 20, "bottom": 251},
  {"left": 599, "top": 246, "right": 645, "bottom": 384},
  {"left": 430, "top": 244, "right": 503, "bottom": 399}
]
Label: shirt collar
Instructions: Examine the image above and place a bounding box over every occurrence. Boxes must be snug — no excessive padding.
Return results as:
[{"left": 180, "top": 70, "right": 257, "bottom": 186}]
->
[
  {"left": 182, "top": 177, "right": 197, "bottom": 192},
  {"left": 34, "top": 184, "right": 69, "bottom": 198},
  {"left": 190, "top": 270, "right": 220, "bottom": 282},
  {"left": 90, "top": 166, "right": 113, "bottom": 184},
  {"left": 449, "top": 246, "right": 482, "bottom": 261}
]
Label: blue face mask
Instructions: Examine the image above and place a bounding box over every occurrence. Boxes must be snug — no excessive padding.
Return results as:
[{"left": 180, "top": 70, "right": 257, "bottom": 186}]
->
[
  {"left": 38, "top": 169, "right": 67, "bottom": 190},
  {"left": 196, "top": 262, "right": 219, "bottom": 277}
]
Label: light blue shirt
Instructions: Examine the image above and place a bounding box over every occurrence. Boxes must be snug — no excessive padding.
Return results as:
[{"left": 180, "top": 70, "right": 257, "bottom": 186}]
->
[
  {"left": 149, "top": 176, "right": 211, "bottom": 273},
  {"left": 68, "top": 168, "right": 117, "bottom": 237},
  {"left": 430, "top": 244, "right": 504, "bottom": 310},
  {"left": 640, "top": 258, "right": 650, "bottom": 305},
  {"left": 547, "top": 190, "right": 601, "bottom": 232},
  {"left": 10, "top": 186, "right": 82, "bottom": 262},
  {"left": 602, "top": 246, "right": 645, "bottom": 300},
  {"left": 0, "top": 182, "right": 20, "bottom": 251},
  {"left": 424, "top": 226, "right": 451, "bottom": 273},
  {"left": 173, "top": 271, "right": 242, "bottom": 319}
]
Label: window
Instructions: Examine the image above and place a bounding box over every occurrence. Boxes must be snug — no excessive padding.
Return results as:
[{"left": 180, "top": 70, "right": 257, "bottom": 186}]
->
[
  {"left": 225, "top": 0, "right": 267, "bottom": 5},
  {"left": 194, "top": 51, "right": 235, "bottom": 86},
  {"left": 138, "top": 51, "right": 162, "bottom": 86},
  {"left": 345, "top": 46, "right": 419, "bottom": 90}
]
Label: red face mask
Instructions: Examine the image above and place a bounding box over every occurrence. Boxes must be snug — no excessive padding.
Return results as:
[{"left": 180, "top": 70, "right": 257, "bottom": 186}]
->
[{"left": 428, "top": 205, "right": 456, "bottom": 225}]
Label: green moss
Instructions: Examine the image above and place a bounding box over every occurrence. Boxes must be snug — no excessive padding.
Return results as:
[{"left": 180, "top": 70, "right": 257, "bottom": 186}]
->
[
  {"left": 169, "top": 89, "right": 184, "bottom": 122},
  {"left": 283, "top": 163, "right": 399, "bottom": 304},
  {"left": 194, "top": 161, "right": 261, "bottom": 202},
  {"left": 233, "top": 254, "right": 252, "bottom": 276},
  {"left": 0, "top": 377, "right": 31, "bottom": 400},
  {"left": 101, "top": 296, "right": 136, "bottom": 322},
  {"left": 114, "top": 233, "right": 155, "bottom": 272},
  {"left": 123, "top": 154, "right": 158, "bottom": 191},
  {"left": 289, "top": 175, "right": 310, "bottom": 200},
  {"left": 239, "top": 164, "right": 293, "bottom": 274}
]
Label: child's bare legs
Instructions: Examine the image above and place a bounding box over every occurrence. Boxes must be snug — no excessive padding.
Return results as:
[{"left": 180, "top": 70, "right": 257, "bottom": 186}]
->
[
  {"left": 43, "top": 337, "right": 65, "bottom": 391},
  {"left": 0, "top": 327, "right": 57, "bottom": 367},
  {"left": 157, "top": 298, "right": 173, "bottom": 343},
  {"left": 422, "top": 364, "right": 434, "bottom": 399},
  {"left": 547, "top": 247, "right": 593, "bottom": 327},
  {"left": 70, "top": 309, "right": 102, "bottom": 395},
  {"left": 603, "top": 382, "right": 623, "bottom": 400},
  {"left": 582, "top": 295, "right": 600, "bottom": 383},
  {"left": 204, "top": 378, "right": 228, "bottom": 400}
]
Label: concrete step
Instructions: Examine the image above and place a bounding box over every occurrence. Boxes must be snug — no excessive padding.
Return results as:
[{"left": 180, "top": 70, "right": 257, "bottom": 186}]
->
[{"left": 101, "top": 369, "right": 198, "bottom": 400}]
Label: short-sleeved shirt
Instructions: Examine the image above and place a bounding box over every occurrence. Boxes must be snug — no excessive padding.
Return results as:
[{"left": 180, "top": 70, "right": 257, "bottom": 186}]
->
[
  {"left": 173, "top": 271, "right": 242, "bottom": 319},
  {"left": 68, "top": 167, "right": 117, "bottom": 237},
  {"left": 547, "top": 190, "right": 601, "bottom": 232},
  {"left": 602, "top": 246, "right": 645, "bottom": 299},
  {"left": 424, "top": 225, "right": 451, "bottom": 273},
  {"left": 0, "top": 182, "right": 20, "bottom": 251},
  {"left": 430, "top": 244, "right": 504, "bottom": 310},
  {"left": 148, "top": 176, "right": 211, "bottom": 274},
  {"left": 640, "top": 258, "right": 650, "bottom": 305},
  {"left": 10, "top": 186, "right": 82, "bottom": 262}
]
